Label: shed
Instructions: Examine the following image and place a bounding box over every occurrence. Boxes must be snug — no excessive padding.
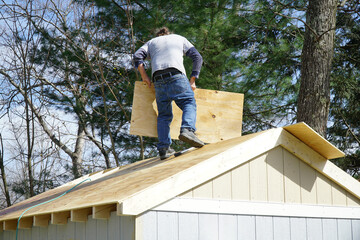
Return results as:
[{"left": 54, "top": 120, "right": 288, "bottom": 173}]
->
[{"left": 0, "top": 122, "right": 360, "bottom": 240}]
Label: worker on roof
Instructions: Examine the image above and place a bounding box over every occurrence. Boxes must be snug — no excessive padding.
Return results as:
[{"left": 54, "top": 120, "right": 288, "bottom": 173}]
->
[{"left": 134, "top": 26, "right": 205, "bottom": 160}]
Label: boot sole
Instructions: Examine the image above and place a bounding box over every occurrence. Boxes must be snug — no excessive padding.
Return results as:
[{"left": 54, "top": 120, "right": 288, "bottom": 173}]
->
[{"left": 179, "top": 134, "right": 205, "bottom": 148}]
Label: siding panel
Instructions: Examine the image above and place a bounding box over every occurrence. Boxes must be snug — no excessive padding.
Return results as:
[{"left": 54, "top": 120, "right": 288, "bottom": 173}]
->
[
  {"left": 231, "top": 162, "right": 250, "bottom": 201},
  {"left": 306, "top": 218, "right": 323, "bottom": 240},
  {"left": 290, "top": 217, "right": 307, "bottom": 240},
  {"left": 266, "top": 147, "right": 284, "bottom": 203},
  {"left": 352, "top": 220, "right": 360, "bottom": 239},
  {"left": 199, "top": 213, "right": 218, "bottom": 240},
  {"left": 338, "top": 219, "right": 352, "bottom": 240},
  {"left": 157, "top": 211, "right": 178, "bottom": 240},
  {"left": 273, "top": 217, "right": 290, "bottom": 239},
  {"left": 255, "top": 216, "right": 273, "bottom": 240},
  {"left": 178, "top": 212, "right": 198, "bottom": 240},
  {"left": 250, "top": 155, "right": 268, "bottom": 201},
  {"left": 237, "top": 215, "right": 256, "bottom": 240},
  {"left": 219, "top": 214, "right": 237, "bottom": 240},
  {"left": 322, "top": 218, "right": 338, "bottom": 240}
]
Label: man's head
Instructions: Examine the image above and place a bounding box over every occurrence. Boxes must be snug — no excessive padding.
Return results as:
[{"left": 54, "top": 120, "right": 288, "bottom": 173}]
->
[{"left": 156, "top": 27, "right": 171, "bottom": 37}]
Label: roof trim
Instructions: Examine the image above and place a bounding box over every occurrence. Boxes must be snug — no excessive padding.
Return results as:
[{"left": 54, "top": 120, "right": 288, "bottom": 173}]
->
[
  {"left": 118, "top": 128, "right": 284, "bottom": 216},
  {"left": 283, "top": 122, "right": 345, "bottom": 159}
]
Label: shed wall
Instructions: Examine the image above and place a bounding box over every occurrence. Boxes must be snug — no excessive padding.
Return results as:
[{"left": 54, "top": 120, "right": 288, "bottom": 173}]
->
[
  {"left": 137, "top": 210, "right": 360, "bottom": 240},
  {"left": 0, "top": 212, "right": 134, "bottom": 240},
  {"left": 181, "top": 146, "right": 360, "bottom": 207}
]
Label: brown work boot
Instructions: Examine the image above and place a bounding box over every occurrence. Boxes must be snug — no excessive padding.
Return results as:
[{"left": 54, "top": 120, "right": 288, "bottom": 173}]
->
[{"left": 178, "top": 128, "right": 205, "bottom": 148}]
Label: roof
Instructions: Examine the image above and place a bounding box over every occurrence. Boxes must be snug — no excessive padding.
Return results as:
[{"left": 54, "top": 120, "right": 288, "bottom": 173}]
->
[{"left": 0, "top": 122, "right": 353, "bottom": 228}]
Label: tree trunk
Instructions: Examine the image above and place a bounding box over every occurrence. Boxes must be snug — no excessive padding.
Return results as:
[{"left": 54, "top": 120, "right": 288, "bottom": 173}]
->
[
  {"left": 72, "top": 122, "right": 86, "bottom": 179},
  {"left": 0, "top": 134, "right": 11, "bottom": 207},
  {"left": 297, "top": 0, "right": 337, "bottom": 137}
]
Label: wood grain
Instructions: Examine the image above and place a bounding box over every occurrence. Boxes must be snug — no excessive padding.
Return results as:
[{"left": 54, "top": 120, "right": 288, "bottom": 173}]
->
[{"left": 130, "top": 81, "right": 244, "bottom": 143}]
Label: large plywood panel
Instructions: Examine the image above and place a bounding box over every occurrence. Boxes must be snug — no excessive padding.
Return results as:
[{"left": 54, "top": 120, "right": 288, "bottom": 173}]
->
[
  {"left": 284, "top": 122, "right": 344, "bottom": 159},
  {"left": 130, "top": 81, "right": 244, "bottom": 143}
]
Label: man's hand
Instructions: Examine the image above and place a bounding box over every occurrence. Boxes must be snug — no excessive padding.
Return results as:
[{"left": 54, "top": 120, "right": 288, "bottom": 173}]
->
[
  {"left": 138, "top": 64, "right": 151, "bottom": 88},
  {"left": 190, "top": 76, "right": 197, "bottom": 91}
]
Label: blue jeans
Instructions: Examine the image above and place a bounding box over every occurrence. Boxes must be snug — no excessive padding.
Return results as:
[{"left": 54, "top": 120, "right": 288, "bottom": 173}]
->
[{"left": 154, "top": 73, "right": 197, "bottom": 150}]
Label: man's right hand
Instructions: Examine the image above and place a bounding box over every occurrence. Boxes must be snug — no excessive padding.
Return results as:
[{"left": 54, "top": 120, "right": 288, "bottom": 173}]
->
[{"left": 138, "top": 64, "right": 151, "bottom": 88}]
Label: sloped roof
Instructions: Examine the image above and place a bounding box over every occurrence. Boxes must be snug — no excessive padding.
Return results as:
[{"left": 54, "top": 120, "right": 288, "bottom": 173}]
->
[{"left": 0, "top": 123, "right": 354, "bottom": 227}]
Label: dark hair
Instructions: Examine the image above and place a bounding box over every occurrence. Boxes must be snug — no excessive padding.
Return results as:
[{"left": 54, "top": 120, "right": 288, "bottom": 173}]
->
[{"left": 156, "top": 27, "right": 171, "bottom": 37}]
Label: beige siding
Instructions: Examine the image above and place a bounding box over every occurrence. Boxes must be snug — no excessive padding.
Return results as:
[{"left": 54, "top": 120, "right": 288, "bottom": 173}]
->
[{"left": 180, "top": 146, "right": 360, "bottom": 207}]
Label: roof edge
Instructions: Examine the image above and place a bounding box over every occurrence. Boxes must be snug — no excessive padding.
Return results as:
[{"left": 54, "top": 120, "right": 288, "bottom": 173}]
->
[{"left": 283, "top": 122, "right": 345, "bottom": 159}]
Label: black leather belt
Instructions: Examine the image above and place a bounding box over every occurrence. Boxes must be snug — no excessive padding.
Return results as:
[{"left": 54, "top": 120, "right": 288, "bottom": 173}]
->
[{"left": 153, "top": 69, "right": 182, "bottom": 82}]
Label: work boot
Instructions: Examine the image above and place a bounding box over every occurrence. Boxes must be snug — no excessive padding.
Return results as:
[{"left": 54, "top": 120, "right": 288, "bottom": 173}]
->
[
  {"left": 178, "top": 128, "right": 205, "bottom": 148},
  {"left": 159, "top": 147, "right": 175, "bottom": 160}
]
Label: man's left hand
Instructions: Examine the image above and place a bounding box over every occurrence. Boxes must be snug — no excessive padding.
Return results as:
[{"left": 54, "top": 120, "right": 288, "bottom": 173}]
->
[{"left": 190, "top": 76, "right": 196, "bottom": 91}]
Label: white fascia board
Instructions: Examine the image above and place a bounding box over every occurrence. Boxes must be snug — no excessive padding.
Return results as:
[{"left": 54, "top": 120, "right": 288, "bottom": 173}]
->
[{"left": 154, "top": 198, "right": 360, "bottom": 219}]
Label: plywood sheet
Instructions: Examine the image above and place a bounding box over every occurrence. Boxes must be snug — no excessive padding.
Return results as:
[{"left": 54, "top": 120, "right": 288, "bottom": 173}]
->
[
  {"left": 283, "top": 122, "right": 345, "bottom": 159},
  {"left": 130, "top": 81, "right": 244, "bottom": 143}
]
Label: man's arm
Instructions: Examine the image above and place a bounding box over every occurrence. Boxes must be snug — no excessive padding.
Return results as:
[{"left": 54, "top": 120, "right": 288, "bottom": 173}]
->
[
  {"left": 134, "top": 44, "right": 151, "bottom": 87},
  {"left": 186, "top": 47, "right": 203, "bottom": 91},
  {"left": 138, "top": 63, "right": 151, "bottom": 88}
]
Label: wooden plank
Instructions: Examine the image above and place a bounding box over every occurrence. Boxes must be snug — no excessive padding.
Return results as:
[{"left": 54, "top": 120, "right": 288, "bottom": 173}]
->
[
  {"left": 33, "top": 214, "right": 51, "bottom": 227},
  {"left": 51, "top": 211, "right": 70, "bottom": 225},
  {"left": 283, "top": 122, "right": 344, "bottom": 159},
  {"left": 93, "top": 204, "right": 116, "bottom": 220},
  {"left": 119, "top": 128, "right": 283, "bottom": 216},
  {"left": 71, "top": 208, "right": 92, "bottom": 222},
  {"left": 18, "top": 217, "right": 33, "bottom": 229},
  {"left": 3, "top": 219, "right": 17, "bottom": 231},
  {"left": 130, "top": 81, "right": 244, "bottom": 143}
]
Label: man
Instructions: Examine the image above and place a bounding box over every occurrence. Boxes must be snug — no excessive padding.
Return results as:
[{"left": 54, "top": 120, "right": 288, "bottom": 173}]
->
[{"left": 134, "top": 27, "right": 205, "bottom": 160}]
